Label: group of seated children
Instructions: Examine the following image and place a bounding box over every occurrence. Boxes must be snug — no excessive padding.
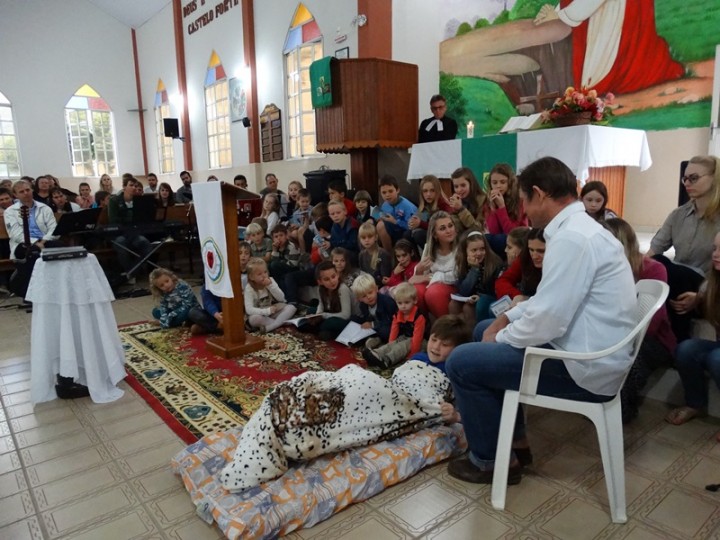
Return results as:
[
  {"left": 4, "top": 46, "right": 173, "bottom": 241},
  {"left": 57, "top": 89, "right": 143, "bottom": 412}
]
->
[{"left": 144, "top": 167, "right": 720, "bottom": 435}]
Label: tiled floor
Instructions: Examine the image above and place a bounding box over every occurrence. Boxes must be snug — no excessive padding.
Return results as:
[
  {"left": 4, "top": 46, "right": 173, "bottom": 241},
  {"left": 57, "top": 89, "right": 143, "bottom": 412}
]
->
[{"left": 1, "top": 285, "right": 720, "bottom": 539}]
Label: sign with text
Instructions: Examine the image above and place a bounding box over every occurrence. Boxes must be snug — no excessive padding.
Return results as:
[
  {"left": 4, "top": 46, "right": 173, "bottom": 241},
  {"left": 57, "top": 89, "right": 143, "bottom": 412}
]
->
[{"left": 183, "top": 0, "right": 240, "bottom": 36}]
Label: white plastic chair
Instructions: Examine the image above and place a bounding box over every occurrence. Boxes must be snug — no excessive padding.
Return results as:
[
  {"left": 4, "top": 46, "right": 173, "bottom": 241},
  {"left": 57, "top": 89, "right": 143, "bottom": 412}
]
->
[{"left": 491, "top": 279, "right": 669, "bottom": 524}]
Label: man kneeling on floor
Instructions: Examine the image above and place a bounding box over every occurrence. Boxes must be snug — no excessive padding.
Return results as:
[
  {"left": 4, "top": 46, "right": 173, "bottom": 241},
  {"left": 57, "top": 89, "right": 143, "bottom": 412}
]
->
[{"left": 444, "top": 156, "right": 637, "bottom": 485}]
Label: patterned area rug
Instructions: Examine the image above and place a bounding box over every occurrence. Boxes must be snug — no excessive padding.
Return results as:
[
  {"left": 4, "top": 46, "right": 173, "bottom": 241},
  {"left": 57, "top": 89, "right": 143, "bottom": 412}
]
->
[{"left": 120, "top": 323, "right": 366, "bottom": 444}]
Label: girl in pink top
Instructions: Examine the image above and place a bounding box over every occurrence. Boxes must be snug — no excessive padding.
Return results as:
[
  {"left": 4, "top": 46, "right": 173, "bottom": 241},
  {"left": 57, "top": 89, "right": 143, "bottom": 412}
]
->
[{"left": 485, "top": 163, "right": 528, "bottom": 234}]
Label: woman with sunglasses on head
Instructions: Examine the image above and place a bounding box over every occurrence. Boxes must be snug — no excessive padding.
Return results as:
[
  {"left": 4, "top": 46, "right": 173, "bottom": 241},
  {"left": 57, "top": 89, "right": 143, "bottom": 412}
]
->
[{"left": 647, "top": 155, "right": 720, "bottom": 342}]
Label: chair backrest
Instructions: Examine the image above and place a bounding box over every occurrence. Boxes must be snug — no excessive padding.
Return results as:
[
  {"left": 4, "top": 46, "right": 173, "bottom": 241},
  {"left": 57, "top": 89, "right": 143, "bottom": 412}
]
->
[
  {"left": 616, "top": 279, "right": 670, "bottom": 388},
  {"left": 631, "top": 279, "right": 670, "bottom": 348}
]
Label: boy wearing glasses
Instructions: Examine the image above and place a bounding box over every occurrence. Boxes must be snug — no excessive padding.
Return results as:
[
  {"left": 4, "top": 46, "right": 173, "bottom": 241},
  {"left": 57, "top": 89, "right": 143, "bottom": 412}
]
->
[{"left": 418, "top": 94, "right": 458, "bottom": 143}]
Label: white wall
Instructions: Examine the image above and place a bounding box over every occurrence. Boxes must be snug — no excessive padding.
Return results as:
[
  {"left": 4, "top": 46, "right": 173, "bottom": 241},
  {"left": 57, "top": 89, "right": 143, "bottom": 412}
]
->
[
  {"left": 135, "top": 2, "right": 183, "bottom": 180},
  {"left": 0, "top": 0, "right": 143, "bottom": 187},
  {"left": 133, "top": 0, "right": 354, "bottom": 193},
  {"left": 392, "top": 0, "right": 443, "bottom": 122},
  {"left": 625, "top": 127, "right": 710, "bottom": 230}
]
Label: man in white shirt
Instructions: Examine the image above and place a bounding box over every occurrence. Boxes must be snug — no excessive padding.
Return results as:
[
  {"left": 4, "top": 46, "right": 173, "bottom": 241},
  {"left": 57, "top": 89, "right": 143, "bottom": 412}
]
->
[
  {"left": 144, "top": 172, "right": 159, "bottom": 195},
  {"left": 4, "top": 179, "right": 58, "bottom": 258},
  {"left": 445, "top": 156, "right": 636, "bottom": 485}
]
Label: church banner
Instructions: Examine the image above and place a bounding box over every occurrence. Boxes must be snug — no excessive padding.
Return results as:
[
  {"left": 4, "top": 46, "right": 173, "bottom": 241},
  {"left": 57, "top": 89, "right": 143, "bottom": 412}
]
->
[
  {"left": 461, "top": 134, "right": 517, "bottom": 186},
  {"left": 309, "top": 56, "right": 333, "bottom": 108},
  {"left": 193, "top": 182, "right": 234, "bottom": 298}
]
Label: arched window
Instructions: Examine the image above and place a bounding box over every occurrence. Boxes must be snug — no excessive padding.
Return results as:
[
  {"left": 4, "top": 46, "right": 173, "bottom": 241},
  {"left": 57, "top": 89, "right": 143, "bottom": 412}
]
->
[
  {"left": 0, "top": 91, "right": 21, "bottom": 178},
  {"left": 64, "top": 84, "right": 117, "bottom": 176},
  {"left": 284, "top": 3, "right": 323, "bottom": 158},
  {"left": 205, "top": 51, "right": 231, "bottom": 169},
  {"left": 154, "top": 79, "right": 175, "bottom": 174}
]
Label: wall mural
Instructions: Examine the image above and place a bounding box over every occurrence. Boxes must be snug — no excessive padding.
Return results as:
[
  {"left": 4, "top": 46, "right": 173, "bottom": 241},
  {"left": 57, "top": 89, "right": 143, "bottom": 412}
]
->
[{"left": 438, "top": 0, "right": 720, "bottom": 135}]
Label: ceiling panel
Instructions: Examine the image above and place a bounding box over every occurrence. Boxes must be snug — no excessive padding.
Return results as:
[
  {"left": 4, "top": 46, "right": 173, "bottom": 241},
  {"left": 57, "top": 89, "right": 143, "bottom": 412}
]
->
[{"left": 87, "top": 0, "right": 172, "bottom": 29}]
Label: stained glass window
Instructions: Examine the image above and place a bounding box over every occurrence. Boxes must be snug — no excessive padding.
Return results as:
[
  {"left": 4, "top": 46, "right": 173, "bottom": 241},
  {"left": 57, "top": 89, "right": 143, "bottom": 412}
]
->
[
  {"left": 64, "top": 85, "right": 117, "bottom": 176},
  {"left": 155, "top": 79, "right": 175, "bottom": 174},
  {"left": 205, "top": 51, "right": 231, "bottom": 169},
  {"left": 284, "top": 4, "right": 322, "bottom": 158},
  {"left": 0, "top": 91, "right": 21, "bottom": 178}
]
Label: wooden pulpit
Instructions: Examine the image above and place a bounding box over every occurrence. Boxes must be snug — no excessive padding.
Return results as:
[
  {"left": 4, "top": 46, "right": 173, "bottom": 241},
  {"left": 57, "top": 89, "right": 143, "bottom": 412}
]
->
[
  {"left": 315, "top": 58, "right": 418, "bottom": 196},
  {"left": 206, "top": 183, "right": 264, "bottom": 358}
]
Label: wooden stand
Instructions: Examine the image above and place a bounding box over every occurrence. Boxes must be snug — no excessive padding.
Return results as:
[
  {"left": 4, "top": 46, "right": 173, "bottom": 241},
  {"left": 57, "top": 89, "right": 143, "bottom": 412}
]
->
[
  {"left": 206, "top": 183, "right": 264, "bottom": 358},
  {"left": 315, "top": 58, "right": 418, "bottom": 196}
]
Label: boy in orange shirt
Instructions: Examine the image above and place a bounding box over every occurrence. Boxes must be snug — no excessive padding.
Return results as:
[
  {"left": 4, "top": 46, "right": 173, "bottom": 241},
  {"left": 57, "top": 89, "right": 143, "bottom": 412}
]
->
[{"left": 363, "top": 282, "right": 427, "bottom": 368}]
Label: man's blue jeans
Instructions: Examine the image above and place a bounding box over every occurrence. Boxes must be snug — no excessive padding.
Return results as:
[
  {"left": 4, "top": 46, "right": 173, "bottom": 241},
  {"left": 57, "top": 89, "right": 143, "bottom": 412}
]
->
[{"left": 445, "top": 319, "right": 612, "bottom": 470}]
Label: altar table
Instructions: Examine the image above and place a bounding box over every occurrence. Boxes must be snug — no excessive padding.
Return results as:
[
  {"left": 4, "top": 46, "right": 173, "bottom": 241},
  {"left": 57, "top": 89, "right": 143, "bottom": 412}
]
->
[{"left": 407, "top": 125, "right": 652, "bottom": 183}]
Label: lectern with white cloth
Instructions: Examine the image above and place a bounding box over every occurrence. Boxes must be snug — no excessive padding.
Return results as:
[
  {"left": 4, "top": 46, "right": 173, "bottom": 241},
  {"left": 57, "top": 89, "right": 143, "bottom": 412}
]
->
[{"left": 27, "top": 254, "right": 126, "bottom": 405}]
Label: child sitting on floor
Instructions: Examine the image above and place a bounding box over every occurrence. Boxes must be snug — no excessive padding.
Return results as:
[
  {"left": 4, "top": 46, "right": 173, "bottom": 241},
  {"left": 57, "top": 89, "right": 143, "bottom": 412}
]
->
[
  {"left": 385, "top": 239, "right": 419, "bottom": 293},
  {"left": 246, "top": 222, "right": 273, "bottom": 262},
  {"left": 188, "top": 245, "right": 252, "bottom": 335},
  {"left": 149, "top": 268, "right": 200, "bottom": 329},
  {"left": 358, "top": 221, "right": 392, "bottom": 288},
  {"left": 297, "top": 260, "right": 353, "bottom": 341},
  {"left": 332, "top": 247, "right": 362, "bottom": 289},
  {"left": 353, "top": 190, "right": 374, "bottom": 224},
  {"left": 288, "top": 188, "right": 312, "bottom": 243},
  {"left": 351, "top": 273, "right": 398, "bottom": 348},
  {"left": 449, "top": 230, "right": 504, "bottom": 322},
  {"left": 244, "top": 258, "right": 297, "bottom": 333},
  {"left": 409, "top": 314, "right": 472, "bottom": 423},
  {"left": 270, "top": 223, "right": 301, "bottom": 281},
  {"left": 363, "top": 282, "right": 427, "bottom": 368},
  {"left": 260, "top": 192, "right": 281, "bottom": 234}
]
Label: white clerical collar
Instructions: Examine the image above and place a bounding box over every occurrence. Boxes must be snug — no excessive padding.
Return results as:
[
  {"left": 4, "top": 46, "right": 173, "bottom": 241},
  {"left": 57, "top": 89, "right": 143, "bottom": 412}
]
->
[{"left": 425, "top": 118, "right": 444, "bottom": 132}]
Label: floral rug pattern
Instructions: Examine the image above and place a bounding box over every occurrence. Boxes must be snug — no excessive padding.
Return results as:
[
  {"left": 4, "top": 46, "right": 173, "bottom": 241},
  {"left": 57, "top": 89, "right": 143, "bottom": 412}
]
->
[{"left": 120, "top": 323, "right": 365, "bottom": 442}]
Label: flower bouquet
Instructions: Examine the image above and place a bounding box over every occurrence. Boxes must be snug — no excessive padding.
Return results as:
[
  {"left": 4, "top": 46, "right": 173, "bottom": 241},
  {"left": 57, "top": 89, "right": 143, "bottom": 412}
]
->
[{"left": 542, "top": 86, "right": 614, "bottom": 127}]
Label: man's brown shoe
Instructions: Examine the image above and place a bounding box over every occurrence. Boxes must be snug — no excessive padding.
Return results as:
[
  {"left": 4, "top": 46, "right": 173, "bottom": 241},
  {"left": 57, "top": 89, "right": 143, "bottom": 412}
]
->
[{"left": 447, "top": 456, "right": 522, "bottom": 485}]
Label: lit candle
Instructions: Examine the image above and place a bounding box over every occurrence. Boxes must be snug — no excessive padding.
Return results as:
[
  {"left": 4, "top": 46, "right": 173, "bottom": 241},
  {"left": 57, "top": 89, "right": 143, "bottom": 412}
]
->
[{"left": 467, "top": 121, "right": 475, "bottom": 138}]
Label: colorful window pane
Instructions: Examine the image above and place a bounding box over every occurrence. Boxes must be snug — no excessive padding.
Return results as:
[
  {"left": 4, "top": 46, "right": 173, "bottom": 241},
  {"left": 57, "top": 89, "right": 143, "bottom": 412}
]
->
[
  {"left": 285, "top": 8, "right": 322, "bottom": 158},
  {"left": 64, "top": 85, "right": 117, "bottom": 177},
  {"left": 0, "top": 91, "right": 21, "bottom": 177},
  {"left": 205, "top": 51, "right": 231, "bottom": 169}
]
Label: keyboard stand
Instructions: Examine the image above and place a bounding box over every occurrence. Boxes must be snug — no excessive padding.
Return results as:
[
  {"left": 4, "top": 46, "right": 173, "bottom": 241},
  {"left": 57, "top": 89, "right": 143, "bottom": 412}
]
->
[{"left": 111, "top": 236, "right": 173, "bottom": 279}]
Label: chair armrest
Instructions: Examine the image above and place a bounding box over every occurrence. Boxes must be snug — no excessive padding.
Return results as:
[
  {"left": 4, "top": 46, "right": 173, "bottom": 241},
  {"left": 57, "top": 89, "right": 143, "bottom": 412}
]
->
[{"left": 519, "top": 345, "right": 627, "bottom": 396}]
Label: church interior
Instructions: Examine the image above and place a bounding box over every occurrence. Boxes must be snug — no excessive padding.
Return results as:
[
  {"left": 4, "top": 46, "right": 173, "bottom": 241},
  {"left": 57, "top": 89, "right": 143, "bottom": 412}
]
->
[{"left": 1, "top": 0, "right": 720, "bottom": 538}]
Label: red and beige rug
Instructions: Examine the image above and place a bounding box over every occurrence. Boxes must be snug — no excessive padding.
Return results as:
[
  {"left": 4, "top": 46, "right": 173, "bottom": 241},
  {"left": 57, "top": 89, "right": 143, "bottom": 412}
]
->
[{"left": 119, "top": 323, "right": 365, "bottom": 444}]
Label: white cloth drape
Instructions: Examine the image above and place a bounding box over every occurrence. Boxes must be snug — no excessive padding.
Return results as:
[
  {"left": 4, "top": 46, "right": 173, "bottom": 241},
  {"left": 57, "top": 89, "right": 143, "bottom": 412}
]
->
[
  {"left": 193, "top": 182, "right": 234, "bottom": 297},
  {"left": 516, "top": 125, "right": 652, "bottom": 183},
  {"left": 407, "top": 126, "right": 652, "bottom": 183},
  {"left": 26, "top": 254, "right": 125, "bottom": 405}
]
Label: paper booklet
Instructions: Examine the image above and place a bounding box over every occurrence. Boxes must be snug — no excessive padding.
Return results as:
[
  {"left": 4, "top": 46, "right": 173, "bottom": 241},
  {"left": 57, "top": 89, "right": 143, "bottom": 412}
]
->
[
  {"left": 490, "top": 295, "right": 513, "bottom": 317},
  {"left": 499, "top": 112, "right": 543, "bottom": 134},
  {"left": 285, "top": 316, "right": 317, "bottom": 327},
  {"left": 335, "top": 321, "right": 376, "bottom": 346},
  {"left": 450, "top": 293, "right": 475, "bottom": 303}
]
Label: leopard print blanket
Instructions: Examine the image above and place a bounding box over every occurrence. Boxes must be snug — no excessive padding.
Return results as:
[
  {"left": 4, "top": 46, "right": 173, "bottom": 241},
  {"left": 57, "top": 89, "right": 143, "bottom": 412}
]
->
[{"left": 221, "top": 361, "right": 451, "bottom": 492}]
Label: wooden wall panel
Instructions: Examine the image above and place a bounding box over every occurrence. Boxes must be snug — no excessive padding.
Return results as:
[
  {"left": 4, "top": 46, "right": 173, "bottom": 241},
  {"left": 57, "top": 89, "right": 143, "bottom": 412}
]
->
[{"left": 585, "top": 166, "right": 626, "bottom": 217}]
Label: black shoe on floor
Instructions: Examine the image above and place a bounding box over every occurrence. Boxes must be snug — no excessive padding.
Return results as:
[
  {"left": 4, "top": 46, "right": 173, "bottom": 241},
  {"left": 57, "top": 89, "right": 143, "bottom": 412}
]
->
[
  {"left": 447, "top": 456, "right": 522, "bottom": 485},
  {"left": 513, "top": 447, "right": 533, "bottom": 467},
  {"left": 362, "top": 347, "right": 384, "bottom": 368},
  {"left": 55, "top": 375, "right": 90, "bottom": 399}
]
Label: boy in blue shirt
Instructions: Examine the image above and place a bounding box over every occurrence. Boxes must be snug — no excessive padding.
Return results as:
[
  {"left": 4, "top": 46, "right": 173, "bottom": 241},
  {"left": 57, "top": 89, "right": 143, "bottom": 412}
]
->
[
  {"left": 328, "top": 200, "right": 359, "bottom": 254},
  {"left": 350, "top": 273, "right": 397, "bottom": 347},
  {"left": 410, "top": 314, "right": 471, "bottom": 424},
  {"left": 376, "top": 175, "right": 418, "bottom": 252}
]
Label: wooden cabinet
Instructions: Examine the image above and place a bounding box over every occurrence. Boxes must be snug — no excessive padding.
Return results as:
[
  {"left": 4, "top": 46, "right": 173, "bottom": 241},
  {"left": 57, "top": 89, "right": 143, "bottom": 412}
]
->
[{"left": 259, "top": 104, "right": 283, "bottom": 162}]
